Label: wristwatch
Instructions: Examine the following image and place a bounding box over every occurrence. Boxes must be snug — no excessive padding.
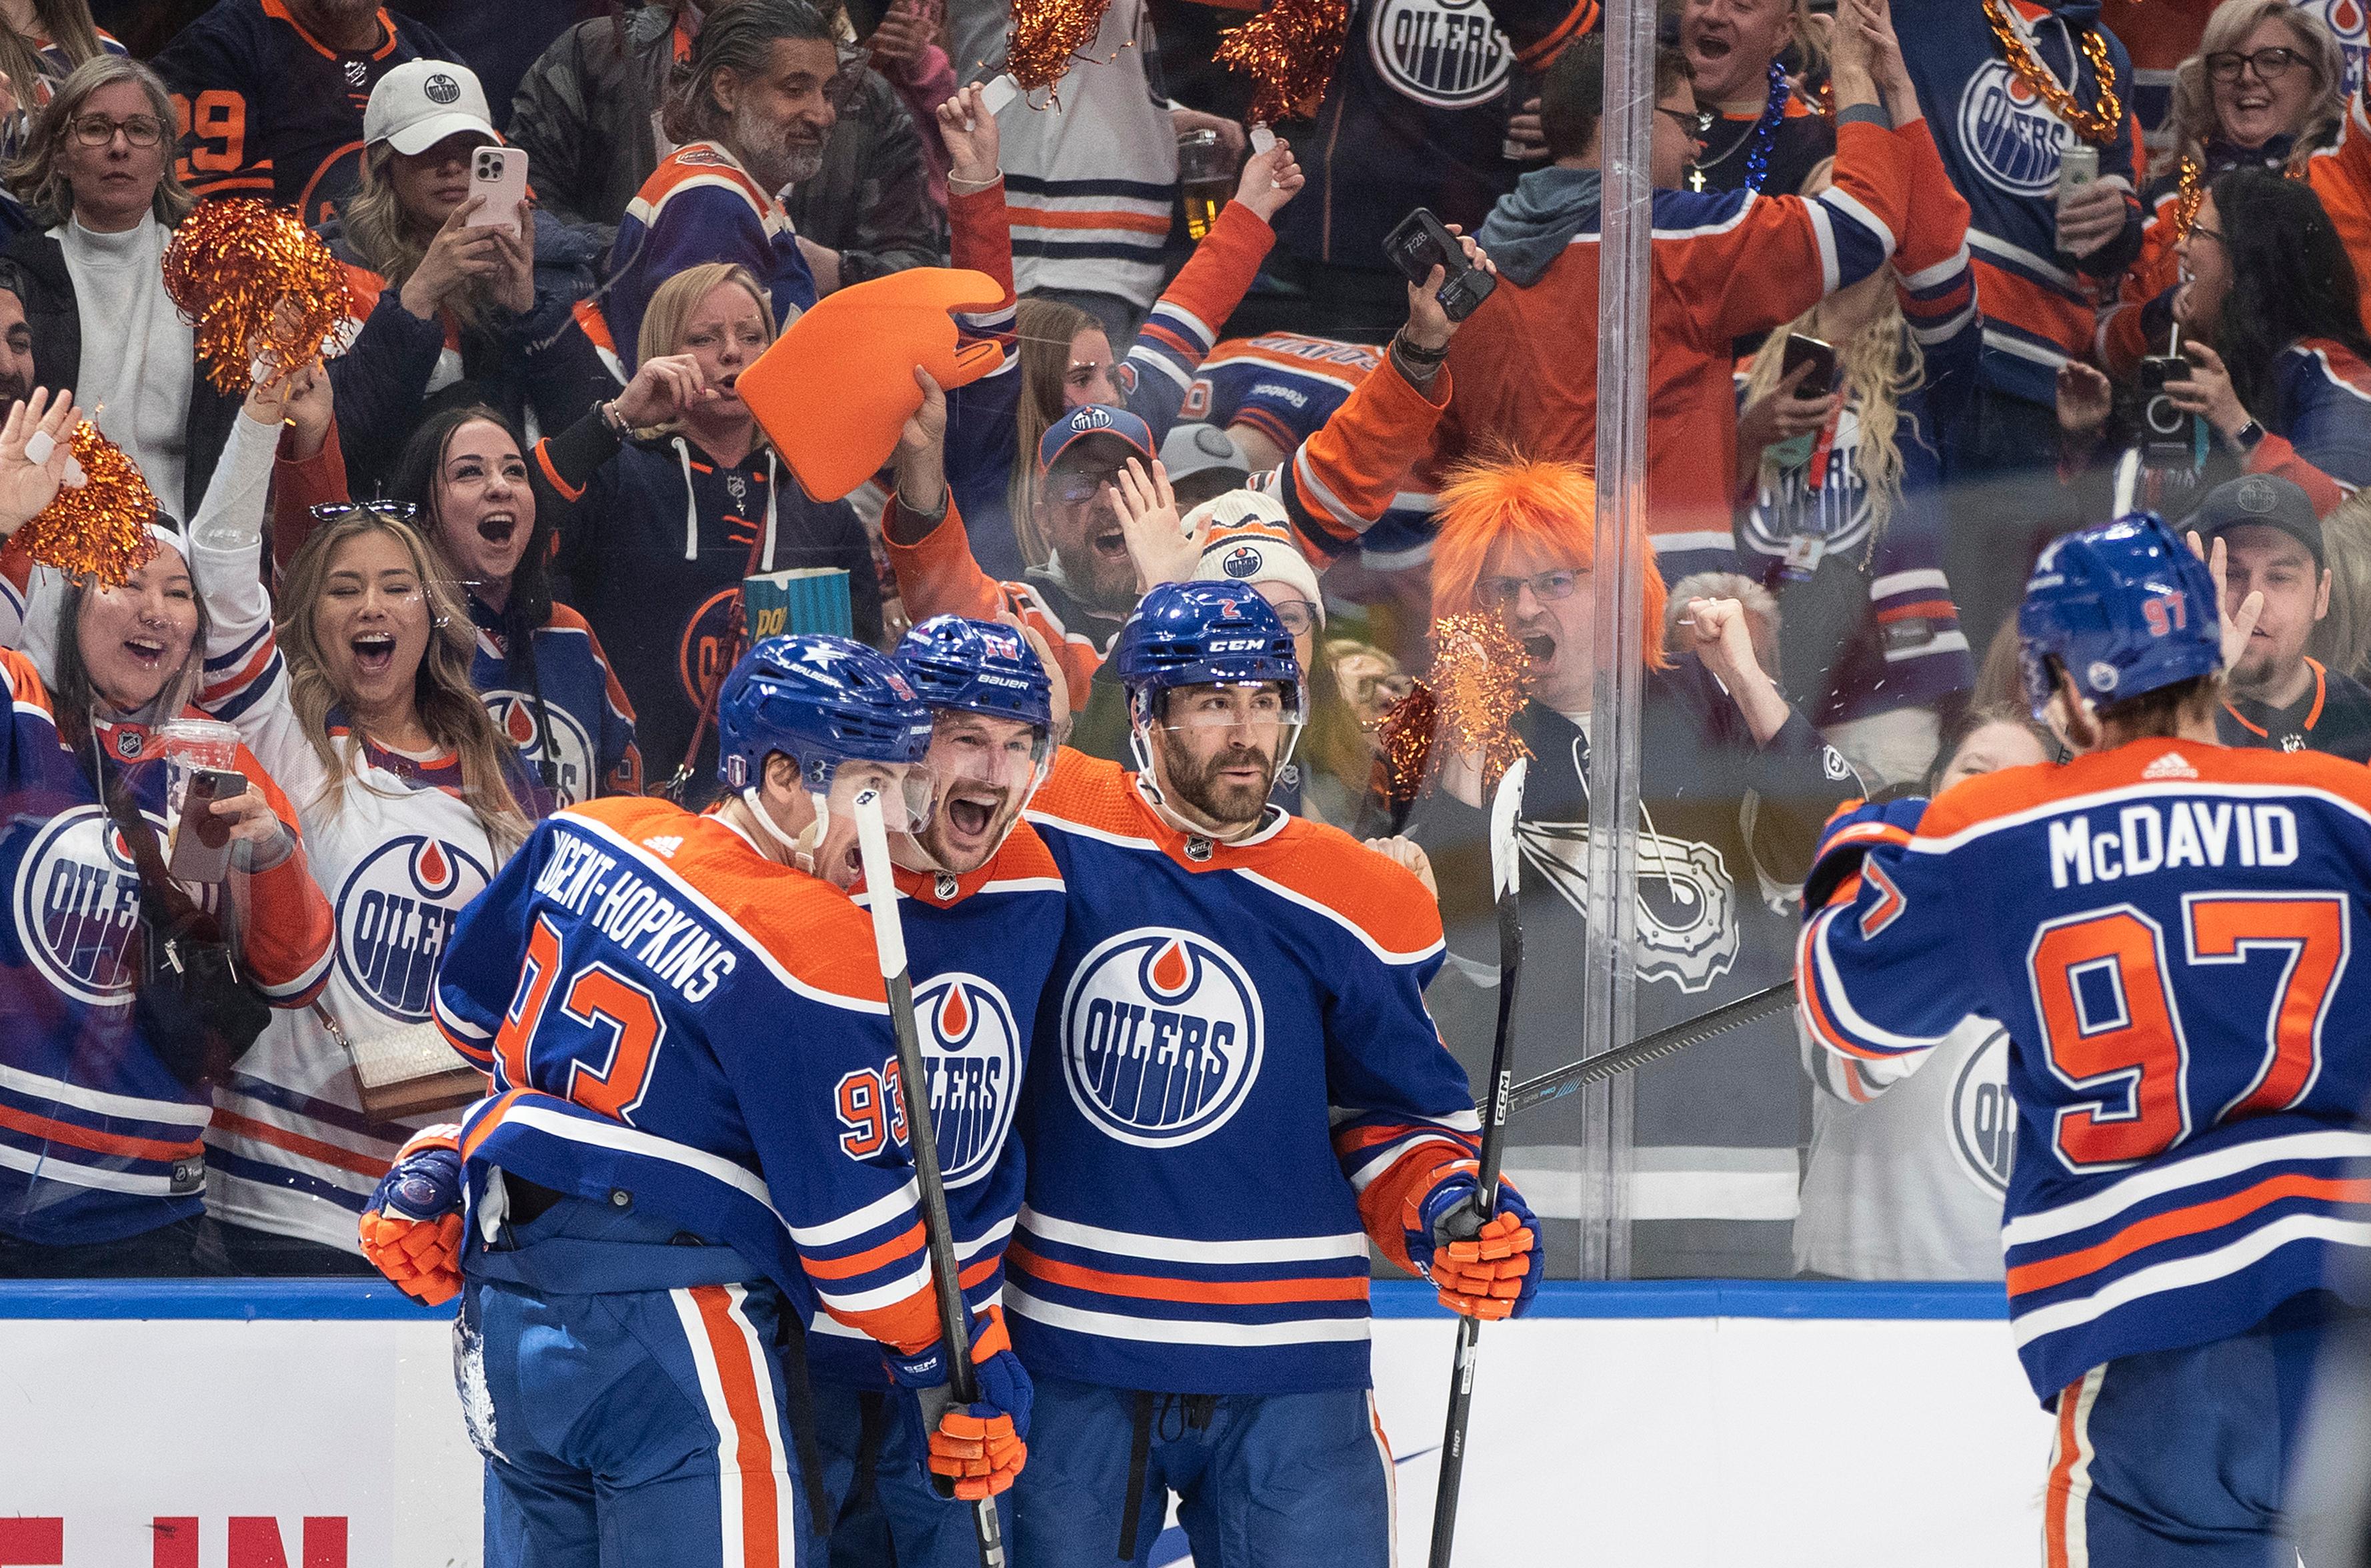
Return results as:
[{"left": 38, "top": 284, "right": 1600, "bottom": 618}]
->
[{"left": 2228, "top": 419, "right": 2266, "bottom": 455}]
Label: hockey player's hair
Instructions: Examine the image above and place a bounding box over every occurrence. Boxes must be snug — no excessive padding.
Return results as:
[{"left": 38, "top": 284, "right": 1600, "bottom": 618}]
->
[
  {"left": 663, "top": 0, "right": 840, "bottom": 147},
  {"left": 1430, "top": 451, "right": 1672, "bottom": 671},
  {"left": 1540, "top": 36, "right": 1694, "bottom": 163},
  {"left": 2064, "top": 667, "right": 2224, "bottom": 741}
]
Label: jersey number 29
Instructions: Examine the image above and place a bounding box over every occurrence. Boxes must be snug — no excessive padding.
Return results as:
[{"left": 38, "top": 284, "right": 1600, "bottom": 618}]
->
[
  {"left": 2031, "top": 893, "right": 2346, "bottom": 1171},
  {"left": 493, "top": 913, "right": 669, "bottom": 1123}
]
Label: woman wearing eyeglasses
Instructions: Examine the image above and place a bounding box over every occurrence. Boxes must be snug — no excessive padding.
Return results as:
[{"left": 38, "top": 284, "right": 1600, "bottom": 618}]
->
[
  {"left": 2114, "top": 3, "right": 2348, "bottom": 337},
  {"left": 0, "top": 56, "right": 232, "bottom": 521}
]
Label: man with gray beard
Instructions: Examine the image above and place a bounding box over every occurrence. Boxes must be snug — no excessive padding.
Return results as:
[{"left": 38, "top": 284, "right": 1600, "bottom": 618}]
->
[{"left": 593, "top": 0, "right": 843, "bottom": 373}]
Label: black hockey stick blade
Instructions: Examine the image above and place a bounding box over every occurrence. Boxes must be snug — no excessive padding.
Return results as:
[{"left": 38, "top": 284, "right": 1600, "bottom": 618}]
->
[
  {"left": 1428, "top": 757, "right": 1527, "bottom": 1568},
  {"left": 1497, "top": 977, "right": 1800, "bottom": 1120},
  {"left": 853, "top": 791, "right": 1009, "bottom": 1568}
]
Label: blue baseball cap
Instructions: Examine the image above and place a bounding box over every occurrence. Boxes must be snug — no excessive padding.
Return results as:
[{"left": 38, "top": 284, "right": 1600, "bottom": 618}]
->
[{"left": 1037, "top": 405, "right": 1155, "bottom": 475}]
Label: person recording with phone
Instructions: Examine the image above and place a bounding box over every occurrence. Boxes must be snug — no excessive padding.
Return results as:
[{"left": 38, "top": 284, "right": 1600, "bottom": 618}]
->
[{"left": 321, "top": 61, "right": 608, "bottom": 493}]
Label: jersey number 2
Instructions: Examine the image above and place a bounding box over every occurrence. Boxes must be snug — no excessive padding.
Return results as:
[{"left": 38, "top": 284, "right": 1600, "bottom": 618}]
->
[
  {"left": 2031, "top": 893, "right": 2346, "bottom": 1170},
  {"left": 493, "top": 913, "right": 667, "bottom": 1123}
]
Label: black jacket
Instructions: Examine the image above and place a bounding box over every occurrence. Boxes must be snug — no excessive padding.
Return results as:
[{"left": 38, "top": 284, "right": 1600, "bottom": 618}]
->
[
  {"left": 509, "top": 11, "right": 939, "bottom": 285},
  {"left": 3, "top": 225, "right": 240, "bottom": 523}
]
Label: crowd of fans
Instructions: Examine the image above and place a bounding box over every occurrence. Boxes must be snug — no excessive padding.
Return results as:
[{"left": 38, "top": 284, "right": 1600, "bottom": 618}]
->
[{"left": 1, "top": 0, "right": 2368, "bottom": 1285}]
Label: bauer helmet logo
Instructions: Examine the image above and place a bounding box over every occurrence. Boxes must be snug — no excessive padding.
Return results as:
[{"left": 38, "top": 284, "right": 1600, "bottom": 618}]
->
[{"left": 1060, "top": 929, "right": 1265, "bottom": 1148}]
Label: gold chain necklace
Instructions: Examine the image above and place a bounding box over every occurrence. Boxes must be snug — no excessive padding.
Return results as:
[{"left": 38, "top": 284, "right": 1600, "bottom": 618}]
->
[{"left": 1981, "top": 0, "right": 2122, "bottom": 147}]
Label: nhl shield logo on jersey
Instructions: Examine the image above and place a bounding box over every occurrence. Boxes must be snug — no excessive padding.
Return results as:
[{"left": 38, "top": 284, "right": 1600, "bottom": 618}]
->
[
  {"left": 913, "top": 973, "right": 1023, "bottom": 1187},
  {"left": 1956, "top": 60, "right": 2074, "bottom": 197},
  {"left": 336, "top": 836, "right": 492, "bottom": 1021},
  {"left": 485, "top": 690, "right": 596, "bottom": 807},
  {"left": 1366, "top": 0, "right": 1514, "bottom": 110},
  {"left": 1061, "top": 928, "right": 1265, "bottom": 1148},
  {"left": 10, "top": 804, "right": 181, "bottom": 1006}
]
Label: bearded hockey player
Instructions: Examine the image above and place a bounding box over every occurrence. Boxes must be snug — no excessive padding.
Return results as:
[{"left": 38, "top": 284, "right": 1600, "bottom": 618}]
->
[
  {"left": 357, "top": 634, "right": 1031, "bottom": 1565},
  {"left": 1006, "top": 581, "right": 1542, "bottom": 1566},
  {"left": 1800, "top": 513, "right": 2371, "bottom": 1563}
]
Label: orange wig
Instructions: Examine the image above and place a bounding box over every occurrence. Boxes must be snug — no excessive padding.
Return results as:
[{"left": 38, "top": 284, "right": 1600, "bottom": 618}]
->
[{"left": 1430, "top": 453, "right": 1672, "bottom": 672}]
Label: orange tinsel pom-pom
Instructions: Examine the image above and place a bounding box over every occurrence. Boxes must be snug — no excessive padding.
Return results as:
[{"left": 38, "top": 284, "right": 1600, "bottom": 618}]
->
[
  {"left": 1376, "top": 613, "right": 1532, "bottom": 805},
  {"left": 15, "top": 423, "right": 158, "bottom": 587},
  {"left": 161, "top": 198, "right": 348, "bottom": 396},
  {"left": 1217, "top": 0, "right": 1350, "bottom": 125},
  {"left": 1005, "top": 0, "right": 1117, "bottom": 99}
]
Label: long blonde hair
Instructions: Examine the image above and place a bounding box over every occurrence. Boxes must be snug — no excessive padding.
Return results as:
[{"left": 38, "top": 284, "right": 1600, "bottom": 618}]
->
[
  {"left": 2153, "top": 0, "right": 2345, "bottom": 181},
  {"left": 2316, "top": 488, "right": 2371, "bottom": 681},
  {"left": 276, "top": 507, "right": 531, "bottom": 855},
  {"left": 1740, "top": 278, "right": 1922, "bottom": 541},
  {"left": 633, "top": 261, "right": 775, "bottom": 441},
  {"left": 343, "top": 143, "right": 498, "bottom": 337},
  {"left": 1008, "top": 296, "right": 1101, "bottom": 570},
  {"left": 0, "top": 1, "right": 106, "bottom": 125}
]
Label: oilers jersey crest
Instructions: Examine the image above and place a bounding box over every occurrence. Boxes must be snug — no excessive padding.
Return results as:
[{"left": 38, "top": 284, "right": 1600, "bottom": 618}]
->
[{"left": 1013, "top": 749, "right": 1481, "bottom": 1396}]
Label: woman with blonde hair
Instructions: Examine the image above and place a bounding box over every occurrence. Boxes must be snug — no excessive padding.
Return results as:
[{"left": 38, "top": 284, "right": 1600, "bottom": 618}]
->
[
  {"left": 180, "top": 381, "right": 537, "bottom": 1272},
  {"left": 0, "top": 0, "right": 121, "bottom": 161},
  {"left": 2312, "top": 487, "right": 2371, "bottom": 682},
  {"left": 321, "top": 59, "right": 607, "bottom": 493},
  {"left": 531, "top": 261, "right": 880, "bottom": 798},
  {"left": 1734, "top": 152, "right": 1980, "bottom": 787}
]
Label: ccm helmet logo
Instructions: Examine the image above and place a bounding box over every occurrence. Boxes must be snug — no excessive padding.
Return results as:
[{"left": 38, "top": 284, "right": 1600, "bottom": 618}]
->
[{"left": 1206, "top": 635, "right": 1263, "bottom": 652}]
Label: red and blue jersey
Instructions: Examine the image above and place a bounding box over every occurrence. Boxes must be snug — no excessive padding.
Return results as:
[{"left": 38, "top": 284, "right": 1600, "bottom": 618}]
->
[
  {"left": 0, "top": 648, "right": 331, "bottom": 1246},
  {"left": 1009, "top": 749, "right": 1480, "bottom": 1395},
  {"left": 1799, "top": 739, "right": 2371, "bottom": 1399},
  {"left": 807, "top": 827, "right": 1068, "bottom": 1387},
  {"left": 435, "top": 797, "right": 942, "bottom": 1351}
]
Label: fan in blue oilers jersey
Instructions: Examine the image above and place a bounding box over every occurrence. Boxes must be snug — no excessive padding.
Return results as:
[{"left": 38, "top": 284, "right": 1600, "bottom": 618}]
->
[
  {"left": 810, "top": 614, "right": 1067, "bottom": 1564},
  {"left": 1798, "top": 511, "right": 2371, "bottom": 1565},
  {"left": 1006, "top": 582, "right": 1540, "bottom": 1568},
  {"left": 363, "top": 634, "right": 1033, "bottom": 1567}
]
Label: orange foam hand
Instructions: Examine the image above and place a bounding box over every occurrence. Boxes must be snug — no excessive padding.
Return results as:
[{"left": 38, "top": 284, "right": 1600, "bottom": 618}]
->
[{"left": 737, "top": 267, "right": 1009, "bottom": 503}]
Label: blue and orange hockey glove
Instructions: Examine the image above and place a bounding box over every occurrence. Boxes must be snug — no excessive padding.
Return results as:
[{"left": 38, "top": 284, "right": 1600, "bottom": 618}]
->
[
  {"left": 1408, "top": 1174, "right": 1544, "bottom": 1321},
  {"left": 1802, "top": 797, "right": 1928, "bottom": 914},
  {"left": 887, "top": 1304, "right": 1033, "bottom": 1501},
  {"left": 358, "top": 1125, "right": 464, "bottom": 1307}
]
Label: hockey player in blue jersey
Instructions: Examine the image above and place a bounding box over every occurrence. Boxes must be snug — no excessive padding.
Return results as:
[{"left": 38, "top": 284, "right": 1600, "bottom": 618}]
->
[
  {"left": 1010, "top": 581, "right": 1544, "bottom": 1567},
  {"left": 356, "top": 634, "right": 1033, "bottom": 1567},
  {"left": 809, "top": 614, "right": 1067, "bottom": 1565},
  {"left": 1798, "top": 513, "right": 2371, "bottom": 1564}
]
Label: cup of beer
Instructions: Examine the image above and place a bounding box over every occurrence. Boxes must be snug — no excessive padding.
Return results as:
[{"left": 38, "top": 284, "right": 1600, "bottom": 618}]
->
[{"left": 1177, "top": 129, "right": 1234, "bottom": 241}]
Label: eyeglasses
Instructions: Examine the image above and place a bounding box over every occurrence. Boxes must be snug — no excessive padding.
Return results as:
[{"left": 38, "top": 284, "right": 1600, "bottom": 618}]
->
[
  {"left": 1653, "top": 105, "right": 1706, "bottom": 147},
  {"left": 1048, "top": 471, "right": 1122, "bottom": 507},
  {"left": 2206, "top": 45, "right": 2305, "bottom": 81},
  {"left": 2188, "top": 221, "right": 2226, "bottom": 246},
  {"left": 1260, "top": 599, "right": 1320, "bottom": 637},
  {"left": 71, "top": 113, "right": 165, "bottom": 148},
  {"left": 1474, "top": 568, "right": 1587, "bottom": 610},
  {"left": 309, "top": 501, "right": 421, "bottom": 524}
]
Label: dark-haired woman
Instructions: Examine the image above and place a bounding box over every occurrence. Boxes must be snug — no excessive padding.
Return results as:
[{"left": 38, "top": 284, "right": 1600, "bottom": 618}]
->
[
  {"left": 2158, "top": 169, "right": 2371, "bottom": 514},
  {"left": 275, "top": 392, "right": 641, "bottom": 814}
]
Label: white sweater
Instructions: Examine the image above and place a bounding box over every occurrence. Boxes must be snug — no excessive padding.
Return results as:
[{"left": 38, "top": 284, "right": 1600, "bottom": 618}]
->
[{"left": 56, "top": 213, "right": 194, "bottom": 517}]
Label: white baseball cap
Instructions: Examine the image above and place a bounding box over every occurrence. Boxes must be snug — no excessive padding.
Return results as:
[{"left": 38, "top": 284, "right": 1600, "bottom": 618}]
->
[{"left": 363, "top": 60, "right": 497, "bottom": 156}]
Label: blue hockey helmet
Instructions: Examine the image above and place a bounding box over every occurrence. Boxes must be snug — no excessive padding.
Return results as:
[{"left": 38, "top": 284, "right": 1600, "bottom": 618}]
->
[
  {"left": 2017, "top": 512, "right": 2223, "bottom": 719},
  {"left": 715, "top": 634, "right": 933, "bottom": 791},
  {"left": 893, "top": 615, "right": 1054, "bottom": 733},
  {"left": 1113, "top": 581, "right": 1303, "bottom": 720}
]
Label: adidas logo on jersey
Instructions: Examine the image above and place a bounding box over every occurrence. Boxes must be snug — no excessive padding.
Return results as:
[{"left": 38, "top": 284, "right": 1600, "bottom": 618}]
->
[
  {"left": 641, "top": 835, "right": 684, "bottom": 857},
  {"left": 2142, "top": 751, "right": 2200, "bottom": 781}
]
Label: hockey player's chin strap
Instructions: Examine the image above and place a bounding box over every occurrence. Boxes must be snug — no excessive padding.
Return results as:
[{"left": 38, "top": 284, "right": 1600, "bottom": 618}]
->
[{"left": 739, "top": 785, "right": 828, "bottom": 873}]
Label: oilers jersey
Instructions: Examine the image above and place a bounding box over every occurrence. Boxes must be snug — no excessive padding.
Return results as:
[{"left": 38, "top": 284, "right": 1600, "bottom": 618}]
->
[
  {"left": 433, "top": 797, "right": 945, "bottom": 1349},
  {"left": 1800, "top": 738, "right": 2371, "bottom": 1399},
  {"left": 0, "top": 648, "right": 333, "bottom": 1246},
  {"left": 469, "top": 598, "right": 641, "bottom": 813},
  {"left": 191, "top": 523, "right": 535, "bottom": 1253},
  {"left": 1009, "top": 749, "right": 1480, "bottom": 1395},
  {"left": 597, "top": 141, "right": 819, "bottom": 377},
  {"left": 807, "top": 826, "right": 1068, "bottom": 1386}
]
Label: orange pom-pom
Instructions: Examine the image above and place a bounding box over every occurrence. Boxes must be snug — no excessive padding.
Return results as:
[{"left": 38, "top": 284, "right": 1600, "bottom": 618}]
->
[
  {"left": 1428, "top": 611, "right": 1532, "bottom": 793},
  {"left": 1005, "top": 0, "right": 1117, "bottom": 99},
  {"left": 161, "top": 198, "right": 348, "bottom": 395},
  {"left": 1217, "top": 0, "right": 1350, "bottom": 124},
  {"left": 13, "top": 423, "right": 158, "bottom": 587}
]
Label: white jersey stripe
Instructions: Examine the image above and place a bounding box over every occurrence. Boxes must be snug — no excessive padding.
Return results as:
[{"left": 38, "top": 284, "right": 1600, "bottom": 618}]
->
[
  {"left": 1004, "top": 1283, "right": 1372, "bottom": 1347},
  {"left": 2011, "top": 1211, "right": 2371, "bottom": 1347},
  {"left": 2002, "top": 1129, "right": 2371, "bottom": 1246},
  {"left": 1019, "top": 1205, "right": 1367, "bottom": 1264},
  {"left": 0, "top": 1061, "right": 213, "bottom": 1127}
]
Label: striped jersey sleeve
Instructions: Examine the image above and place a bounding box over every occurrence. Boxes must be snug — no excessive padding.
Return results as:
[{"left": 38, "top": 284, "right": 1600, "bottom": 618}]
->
[
  {"left": 1121, "top": 201, "right": 1276, "bottom": 425},
  {"left": 1256, "top": 356, "right": 1454, "bottom": 570}
]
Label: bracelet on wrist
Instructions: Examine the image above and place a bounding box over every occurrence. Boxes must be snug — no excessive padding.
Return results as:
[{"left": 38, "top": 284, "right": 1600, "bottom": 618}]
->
[{"left": 1392, "top": 330, "right": 1448, "bottom": 365}]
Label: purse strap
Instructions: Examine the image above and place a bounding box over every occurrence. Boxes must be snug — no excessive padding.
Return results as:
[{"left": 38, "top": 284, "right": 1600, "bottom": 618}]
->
[{"left": 62, "top": 711, "right": 219, "bottom": 947}]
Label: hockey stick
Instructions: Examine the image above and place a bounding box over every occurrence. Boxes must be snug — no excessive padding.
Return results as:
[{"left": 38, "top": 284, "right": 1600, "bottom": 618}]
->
[
  {"left": 852, "top": 790, "right": 1007, "bottom": 1568},
  {"left": 1428, "top": 756, "right": 1527, "bottom": 1568},
  {"left": 1495, "top": 977, "right": 1800, "bottom": 1119}
]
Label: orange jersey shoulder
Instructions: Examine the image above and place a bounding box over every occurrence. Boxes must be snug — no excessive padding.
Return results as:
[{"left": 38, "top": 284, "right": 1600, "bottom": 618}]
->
[
  {"left": 1237, "top": 817, "right": 1446, "bottom": 962},
  {"left": 1, "top": 646, "right": 53, "bottom": 719},
  {"left": 1029, "top": 747, "right": 1151, "bottom": 841},
  {"left": 1922, "top": 738, "right": 2371, "bottom": 841}
]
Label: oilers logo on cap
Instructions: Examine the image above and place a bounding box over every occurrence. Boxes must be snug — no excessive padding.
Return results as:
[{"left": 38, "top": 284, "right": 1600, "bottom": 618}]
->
[
  {"left": 1956, "top": 59, "right": 2074, "bottom": 197},
  {"left": 1071, "top": 408, "right": 1113, "bottom": 433},
  {"left": 335, "top": 836, "right": 491, "bottom": 1020},
  {"left": 1061, "top": 929, "right": 1264, "bottom": 1148},
  {"left": 424, "top": 73, "right": 461, "bottom": 104},
  {"left": 1221, "top": 544, "right": 1265, "bottom": 580},
  {"left": 911, "top": 973, "right": 1023, "bottom": 1186}
]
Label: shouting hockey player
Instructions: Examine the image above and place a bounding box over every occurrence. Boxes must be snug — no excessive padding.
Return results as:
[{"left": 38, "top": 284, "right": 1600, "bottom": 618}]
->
[
  {"left": 810, "top": 614, "right": 1067, "bottom": 1562},
  {"left": 1007, "top": 581, "right": 1544, "bottom": 1565},
  {"left": 358, "top": 634, "right": 1032, "bottom": 1566},
  {"left": 1798, "top": 513, "right": 2371, "bottom": 1563}
]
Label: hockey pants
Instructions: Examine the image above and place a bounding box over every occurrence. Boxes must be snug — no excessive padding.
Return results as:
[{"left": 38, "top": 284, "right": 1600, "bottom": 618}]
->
[{"left": 811, "top": 1381, "right": 1017, "bottom": 1567}]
